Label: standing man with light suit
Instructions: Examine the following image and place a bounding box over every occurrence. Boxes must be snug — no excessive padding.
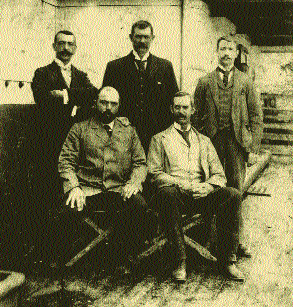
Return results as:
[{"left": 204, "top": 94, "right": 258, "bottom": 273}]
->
[
  {"left": 103, "top": 20, "right": 179, "bottom": 150},
  {"left": 193, "top": 35, "right": 263, "bottom": 258}
]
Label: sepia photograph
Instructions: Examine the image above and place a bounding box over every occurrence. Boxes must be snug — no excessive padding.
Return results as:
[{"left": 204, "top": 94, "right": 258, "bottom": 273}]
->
[{"left": 0, "top": 0, "right": 292, "bottom": 306}]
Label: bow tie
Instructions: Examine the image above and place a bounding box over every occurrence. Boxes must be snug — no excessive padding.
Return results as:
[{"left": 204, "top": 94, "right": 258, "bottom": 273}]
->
[{"left": 61, "top": 66, "right": 71, "bottom": 72}]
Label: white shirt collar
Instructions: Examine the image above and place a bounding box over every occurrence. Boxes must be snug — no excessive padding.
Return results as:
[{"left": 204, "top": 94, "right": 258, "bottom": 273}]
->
[
  {"left": 104, "top": 120, "right": 115, "bottom": 130},
  {"left": 54, "top": 58, "right": 72, "bottom": 70},
  {"left": 174, "top": 122, "right": 191, "bottom": 132},
  {"left": 132, "top": 50, "right": 150, "bottom": 62}
]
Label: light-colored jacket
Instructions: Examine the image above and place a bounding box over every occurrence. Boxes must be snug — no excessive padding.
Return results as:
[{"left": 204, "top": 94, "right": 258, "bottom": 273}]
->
[
  {"left": 147, "top": 125, "right": 226, "bottom": 189},
  {"left": 58, "top": 116, "right": 147, "bottom": 196}
]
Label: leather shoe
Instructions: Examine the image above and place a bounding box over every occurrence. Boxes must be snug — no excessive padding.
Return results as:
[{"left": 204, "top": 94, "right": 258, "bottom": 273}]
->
[
  {"left": 172, "top": 260, "right": 187, "bottom": 283},
  {"left": 222, "top": 264, "right": 245, "bottom": 282},
  {"left": 237, "top": 245, "right": 252, "bottom": 259}
]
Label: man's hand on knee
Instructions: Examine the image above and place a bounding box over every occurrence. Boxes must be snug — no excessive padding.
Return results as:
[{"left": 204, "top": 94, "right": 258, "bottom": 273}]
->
[
  {"left": 121, "top": 182, "right": 141, "bottom": 201},
  {"left": 65, "top": 187, "right": 86, "bottom": 211},
  {"left": 192, "top": 183, "right": 214, "bottom": 199}
]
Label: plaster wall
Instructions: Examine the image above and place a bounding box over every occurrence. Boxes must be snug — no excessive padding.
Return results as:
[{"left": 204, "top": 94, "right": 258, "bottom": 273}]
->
[{"left": 0, "top": 0, "right": 259, "bottom": 105}]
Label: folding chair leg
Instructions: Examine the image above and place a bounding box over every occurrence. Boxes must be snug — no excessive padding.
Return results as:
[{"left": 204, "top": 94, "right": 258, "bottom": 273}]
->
[
  {"left": 184, "top": 235, "right": 217, "bottom": 262},
  {"left": 65, "top": 228, "right": 112, "bottom": 267}
]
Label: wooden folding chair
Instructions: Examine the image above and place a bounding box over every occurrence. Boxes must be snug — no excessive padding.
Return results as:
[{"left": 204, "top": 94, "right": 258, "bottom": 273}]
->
[
  {"left": 64, "top": 214, "right": 113, "bottom": 268},
  {"left": 137, "top": 213, "right": 217, "bottom": 263}
]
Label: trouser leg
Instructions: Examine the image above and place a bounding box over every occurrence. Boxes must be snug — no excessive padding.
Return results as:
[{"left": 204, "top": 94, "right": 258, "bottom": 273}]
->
[
  {"left": 155, "top": 186, "right": 187, "bottom": 261},
  {"left": 211, "top": 128, "right": 247, "bottom": 193},
  {"left": 209, "top": 187, "right": 242, "bottom": 265},
  {"left": 212, "top": 128, "right": 247, "bottom": 249}
]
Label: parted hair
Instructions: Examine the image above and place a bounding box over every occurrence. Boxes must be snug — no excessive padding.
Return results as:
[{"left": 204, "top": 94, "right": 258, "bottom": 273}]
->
[
  {"left": 216, "top": 35, "right": 236, "bottom": 50},
  {"left": 130, "top": 20, "right": 154, "bottom": 36},
  {"left": 54, "top": 30, "right": 75, "bottom": 44}
]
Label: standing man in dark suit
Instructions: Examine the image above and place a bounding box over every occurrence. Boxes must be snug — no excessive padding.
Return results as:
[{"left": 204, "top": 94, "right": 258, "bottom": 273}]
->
[
  {"left": 31, "top": 30, "right": 98, "bottom": 202},
  {"left": 193, "top": 36, "right": 263, "bottom": 257},
  {"left": 102, "top": 20, "right": 179, "bottom": 150}
]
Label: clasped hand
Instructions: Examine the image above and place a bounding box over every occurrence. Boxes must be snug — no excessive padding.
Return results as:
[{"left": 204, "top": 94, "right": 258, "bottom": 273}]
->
[
  {"left": 178, "top": 180, "right": 214, "bottom": 198},
  {"left": 121, "top": 182, "right": 140, "bottom": 201},
  {"left": 65, "top": 183, "right": 141, "bottom": 211},
  {"left": 50, "top": 89, "right": 64, "bottom": 98}
]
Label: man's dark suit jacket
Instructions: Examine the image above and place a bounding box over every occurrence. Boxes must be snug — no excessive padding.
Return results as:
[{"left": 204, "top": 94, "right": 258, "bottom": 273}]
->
[
  {"left": 193, "top": 68, "right": 263, "bottom": 154},
  {"left": 102, "top": 52, "right": 179, "bottom": 149},
  {"left": 32, "top": 61, "right": 98, "bottom": 125},
  {"left": 31, "top": 61, "right": 98, "bottom": 159}
]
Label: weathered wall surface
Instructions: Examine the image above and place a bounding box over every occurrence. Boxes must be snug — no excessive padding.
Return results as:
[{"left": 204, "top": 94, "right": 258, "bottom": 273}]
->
[
  {"left": 0, "top": 0, "right": 260, "bottom": 104},
  {"left": 55, "top": 0, "right": 181, "bottom": 88},
  {"left": 0, "top": 0, "right": 56, "bottom": 104},
  {"left": 181, "top": 0, "right": 237, "bottom": 94}
]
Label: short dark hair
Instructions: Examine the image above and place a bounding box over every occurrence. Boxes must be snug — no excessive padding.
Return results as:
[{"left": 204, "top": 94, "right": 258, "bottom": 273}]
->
[
  {"left": 174, "top": 91, "right": 191, "bottom": 99},
  {"left": 173, "top": 91, "right": 194, "bottom": 106},
  {"left": 130, "top": 20, "right": 153, "bottom": 36},
  {"left": 54, "top": 30, "right": 75, "bottom": 44},
  {"left": 216, "top": 35, "right": 236, "bottom": 50}
]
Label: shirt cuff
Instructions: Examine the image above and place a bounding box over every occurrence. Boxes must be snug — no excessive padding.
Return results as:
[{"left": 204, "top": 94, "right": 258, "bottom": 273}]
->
[{"left": 63, "top": 89, "right": 69, "bottom": 104}]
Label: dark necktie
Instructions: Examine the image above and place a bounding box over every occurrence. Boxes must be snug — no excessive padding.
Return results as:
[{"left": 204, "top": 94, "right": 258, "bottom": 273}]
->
[
  {"left": 104, "top": 124, "right": 112, "bottom": 137},
  {"left": 218, "top": 67, "right": 230, "bottom": 87},
  {"left": 135, "top": 59, "right": 147, "bottom": 72},
  {"left": 176, "top": 129, "right": 191, "bottom": 147}
]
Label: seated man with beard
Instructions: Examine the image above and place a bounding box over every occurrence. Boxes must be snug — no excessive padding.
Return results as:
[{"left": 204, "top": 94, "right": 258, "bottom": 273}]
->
[{"left": 58, "top": 86, "right": 150, "bottom": 267}]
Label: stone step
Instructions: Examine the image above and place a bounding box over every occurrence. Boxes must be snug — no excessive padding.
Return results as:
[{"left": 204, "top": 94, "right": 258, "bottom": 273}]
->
[
  {"left": 265, "top": 122, "right": 293, "bottom": 130},
  {"left": 264, "top": 116, "right": 292, "bottom": 124},
  {"left": 261, "top": 144, "right": 293, "bottom": 156},
  {"left": 263, "top": 132, "right": 293, "bottom": 141},
  {"left": 261, "top": 138, "right": 293, "bottom": 146},
  {"left": 264, "top": 127, "right": 293, "bottom": 134}
]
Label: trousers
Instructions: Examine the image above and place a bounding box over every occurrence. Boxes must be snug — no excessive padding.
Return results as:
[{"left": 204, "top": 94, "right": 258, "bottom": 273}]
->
[
  {"left": 211, "top": 127, "right": 247, "bottom": 192},
  {"left": 154, "top": 186, "right": 241, "bottom": 265}
]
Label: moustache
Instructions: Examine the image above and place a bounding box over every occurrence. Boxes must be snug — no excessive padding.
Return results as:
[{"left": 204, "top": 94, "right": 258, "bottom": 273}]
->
[
  {"left": 137, "top": 43, "right": 147, "bottom": 48},
  {"left": 221, "top": 56, "right": 231, "bottom": 60},
  {"left": 60, "top": 50, "right": 73, "bottom": 56},
  {"left": 175, "top": 114, "right": 187, "bottom": 119}
]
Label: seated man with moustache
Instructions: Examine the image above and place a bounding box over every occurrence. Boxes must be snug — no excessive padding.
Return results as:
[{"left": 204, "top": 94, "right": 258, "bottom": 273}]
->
[
  {"left": 58, "top": 86, "right": 150, "bottom": 267},
  {"left": 147, "top": 91, "right": 244, "bottom": 282}
]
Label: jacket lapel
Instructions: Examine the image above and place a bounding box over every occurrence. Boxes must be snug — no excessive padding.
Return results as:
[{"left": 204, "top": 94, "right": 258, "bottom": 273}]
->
[
  {"left": 89, "top": 118, "right": 109, "bottom": 142},
  {"left": 125, "top": 52, "right": 140, "bottom": 78},
  {"left": 232, "top": 68, "right": 242, "bottom": 108},
  {"left": 70, "top": 65, "right": 77, "bottom": 89},
  {"left": 207, "top": 70, "right": 220, "bottom": 110},
  {"left": 162, "top": 125, "right": 190, "bottom": 149},
  {"left": 50, "top": 61, "right": 68, "bottom": 89},
  {"left": 148, "top": 54, "right": 159, "bottom": 79}
]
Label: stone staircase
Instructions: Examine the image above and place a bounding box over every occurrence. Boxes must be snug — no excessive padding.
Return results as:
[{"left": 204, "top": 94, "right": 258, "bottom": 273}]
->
[{"left": 261, "top": 107, "right": 293, "bottom": 159}]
